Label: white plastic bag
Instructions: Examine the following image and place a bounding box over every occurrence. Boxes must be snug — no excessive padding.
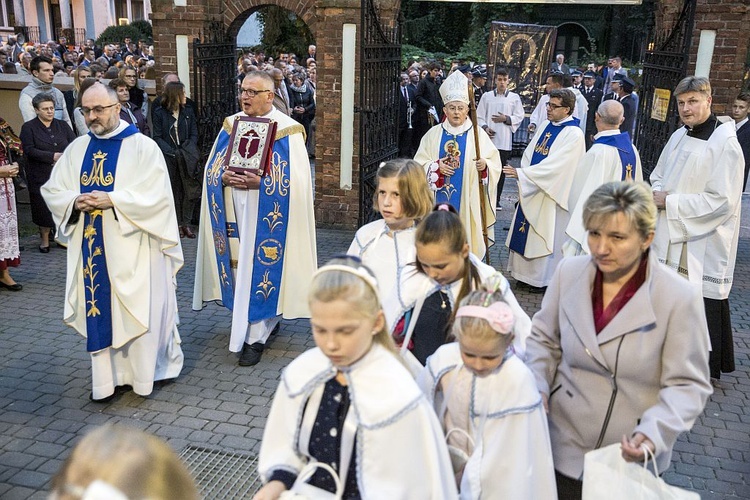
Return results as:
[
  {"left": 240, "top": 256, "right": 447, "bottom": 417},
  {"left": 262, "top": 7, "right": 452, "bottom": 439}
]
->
[
  {"left": 582, "top": 443, "right": 699, "bottom": 500},
  {"left": 279, "top": 461, "right": 343, "bottom": 500}
]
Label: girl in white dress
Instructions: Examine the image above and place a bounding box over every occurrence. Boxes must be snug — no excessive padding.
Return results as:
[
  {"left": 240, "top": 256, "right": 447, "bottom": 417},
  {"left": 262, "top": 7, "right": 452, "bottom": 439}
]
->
[
  {"left": 385, "top": 204, "right": 530, "bottom": 367},
  {"left": 254, "top": 256, "right": 457, "bottom": 500},
  {"left": 348, "top": 159, "right": 433, "bottom": 298},
  {"left": 418, "top": 287, "right": 557, "bottom": 499}
]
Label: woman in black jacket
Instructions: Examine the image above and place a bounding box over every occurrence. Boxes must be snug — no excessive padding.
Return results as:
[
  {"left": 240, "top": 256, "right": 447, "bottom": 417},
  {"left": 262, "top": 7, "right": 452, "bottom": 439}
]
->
[
  {"left": 20, "top": 93, "right": 75, "bottom": 252},
  {"left": 289, "top": 72, "right": 316, "bottom": 148},
  {"left": 152, "top": 82, "right": 199, "bottom": 238}
]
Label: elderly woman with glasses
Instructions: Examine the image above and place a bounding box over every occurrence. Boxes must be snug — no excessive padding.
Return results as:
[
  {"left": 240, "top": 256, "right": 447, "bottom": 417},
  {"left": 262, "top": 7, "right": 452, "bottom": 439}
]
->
[
  {"left": 20, "top": 92, "right": 76, "bottom": 252},
  {"left": 525, "top": 181, "right": 712, "bottom": 499}
]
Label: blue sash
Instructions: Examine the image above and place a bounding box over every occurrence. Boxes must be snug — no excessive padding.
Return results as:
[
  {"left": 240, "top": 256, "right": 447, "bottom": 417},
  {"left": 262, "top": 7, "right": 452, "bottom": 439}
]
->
[
  {"left": 434, "top": 128, "right": 468, "bottom": 211},
  {"left": 593, "top": 132, "right": 637, "bottom": 180},
  {"left": 204, "top": 129, "right": 236, "bottom": 310},
  {"left": 247, "top": 136, "right": 292, "bottom": 322},
  {"left": 80, "top": 124, "right": 139, "bottom": 352},
  {"left": 509, "top": 119, "right": 579, "bottom": 255}
]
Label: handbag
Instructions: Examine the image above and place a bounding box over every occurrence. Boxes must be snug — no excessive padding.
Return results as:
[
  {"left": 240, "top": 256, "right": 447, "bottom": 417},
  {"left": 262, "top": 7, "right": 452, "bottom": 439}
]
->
[
  {"left": 279, "top": 461, "right": 343, "bottom": 500},
  {"left": 174, "top": 146, "right": 203, "bottom": 201},
  {"left": 6, "top": 148, "right": 27, "bottom": 192},
  {"left": 582, "top": 443, "right": 700, "bottom": 500}
]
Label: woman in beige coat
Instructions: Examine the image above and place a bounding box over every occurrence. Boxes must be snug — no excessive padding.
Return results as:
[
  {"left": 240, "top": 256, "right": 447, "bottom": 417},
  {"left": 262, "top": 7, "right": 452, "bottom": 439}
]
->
[{"left": 525, "top": 181, "right": 712, "bottom": 499}]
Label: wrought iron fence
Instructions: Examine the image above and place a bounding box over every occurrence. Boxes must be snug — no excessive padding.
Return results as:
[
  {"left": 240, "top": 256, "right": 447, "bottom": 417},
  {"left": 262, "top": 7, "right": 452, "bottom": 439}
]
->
[
  {"left": 192, "top": 21, "right": 239, "bottom": 166},
  {"left": 358, "top": 0, "right": 401, "bottom": 225},
  {"left": 634, "top": 0, "right": 696, "bottom": 178}
]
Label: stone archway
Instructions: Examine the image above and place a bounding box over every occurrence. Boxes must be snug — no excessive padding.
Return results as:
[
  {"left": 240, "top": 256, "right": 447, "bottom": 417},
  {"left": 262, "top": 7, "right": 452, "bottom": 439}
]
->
[{"left": 151, "top": 0, "right": 399, "bottom": 229}]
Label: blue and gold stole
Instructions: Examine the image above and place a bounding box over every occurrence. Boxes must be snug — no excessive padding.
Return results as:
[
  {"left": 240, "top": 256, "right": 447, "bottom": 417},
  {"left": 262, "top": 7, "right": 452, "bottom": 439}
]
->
[
  {"left": 80, "top": 124, "right": 138, "bottom": 352},
  {"left": 247, "top": 137, "right": 291, "bottom": 322},
  {"left": 593, "top": 131, "right": 636, "bottom": 181},
  {"left": 204, "top": 128, "right": 236, "bottom": 310},
  {"left": 435, "top": 127, "right": 468, "bottom": 211},
  {"left": 205, "top": 120, "right": 296, "bottom": 322},
  {"left": 508, "top": 118, "right": 579, "bottom": 255}
]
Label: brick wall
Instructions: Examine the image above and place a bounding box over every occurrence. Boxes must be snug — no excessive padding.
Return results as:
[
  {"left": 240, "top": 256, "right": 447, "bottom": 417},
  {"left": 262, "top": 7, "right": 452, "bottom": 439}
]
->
[
  {"left": 657, "top": 0, "right": 750, "bottom": 114},
  {"left": 688, "top": 0, "right": 750, "bottom": 114}
]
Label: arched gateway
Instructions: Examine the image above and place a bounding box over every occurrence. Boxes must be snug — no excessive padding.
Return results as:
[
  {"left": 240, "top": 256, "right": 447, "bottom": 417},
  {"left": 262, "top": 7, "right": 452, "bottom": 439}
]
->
[{"left": 151, "top": 0, "right": 401, "bottom": 228}]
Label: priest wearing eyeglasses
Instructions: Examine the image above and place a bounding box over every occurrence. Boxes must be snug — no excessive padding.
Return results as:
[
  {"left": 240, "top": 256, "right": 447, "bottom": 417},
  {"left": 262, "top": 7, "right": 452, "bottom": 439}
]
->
[
  {"left": 193, "top": 70, "right": 317, "bottom": 367},
  {"left": 41, "top": 82, "right": 185, "bottom": 402},
  {"left": 503, "top": 88, "right": 585, "bottom": 291}
]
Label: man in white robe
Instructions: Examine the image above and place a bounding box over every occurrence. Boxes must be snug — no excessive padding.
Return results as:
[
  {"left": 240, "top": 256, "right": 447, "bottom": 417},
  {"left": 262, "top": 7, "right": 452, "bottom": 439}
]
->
[
  {"left": 527, "top": 73, "right": 563, "bottom": 138},
  {"left": 651, "top": 76, "right": 744, "bottom": 381},
  {"left": 564, "top": 100, "right": 643, "bottom": 256},
  {"left": 414, "top": 70, "right": 501, "bottom": 260},
  {"left": 504, "top": 89, "right": 585, "bottom": 289},
  {"left": 41, "top": 83, "right": 184, "bottom": 401},
  {"left": 477, "top": 68, "right": 524, "bottom": 207},
  {"left": 193, "top": 71, "right": 317, "bottom": 366}
]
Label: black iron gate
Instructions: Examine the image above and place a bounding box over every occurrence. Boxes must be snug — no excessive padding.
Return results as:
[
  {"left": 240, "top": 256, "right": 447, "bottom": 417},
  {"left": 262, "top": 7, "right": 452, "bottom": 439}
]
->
[
  {"left": 193, "top": 22, "right": 239, "bottom": 165},
  {"left": 634, "top": 0, "right": 696, "bottom": 178},
  {"left": 358, "top": 0, "right": 401, "bottom": 225}
]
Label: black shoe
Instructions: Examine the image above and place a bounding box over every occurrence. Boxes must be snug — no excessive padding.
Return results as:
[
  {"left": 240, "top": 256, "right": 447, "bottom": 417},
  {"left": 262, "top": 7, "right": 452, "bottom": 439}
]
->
[
  {"left": 39, "top": 245, "right": 50, "bottom": 253},
  {"left": 271, "top": 322, "right": 281, "bottom": 336},
  {"left": 0, "top": 281, "right": 22, "bottom": 291},
  {"left": 239, "top": 342, "right": 264, "bottom": 366},
  {"left": 89, "top": 392, "right": 116, "bottom": 403}
]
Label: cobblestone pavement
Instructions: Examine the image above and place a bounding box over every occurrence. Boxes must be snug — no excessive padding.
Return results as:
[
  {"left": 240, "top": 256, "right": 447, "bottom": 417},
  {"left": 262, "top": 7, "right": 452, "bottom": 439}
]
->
[{"left": 1, "top": 185, "right": 748, "bottom": 499}]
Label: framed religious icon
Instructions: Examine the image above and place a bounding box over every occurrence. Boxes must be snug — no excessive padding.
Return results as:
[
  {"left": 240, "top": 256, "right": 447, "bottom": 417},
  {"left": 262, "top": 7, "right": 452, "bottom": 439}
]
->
[{"left": 225, "top": 116, "right": 277, "bottom": 175}]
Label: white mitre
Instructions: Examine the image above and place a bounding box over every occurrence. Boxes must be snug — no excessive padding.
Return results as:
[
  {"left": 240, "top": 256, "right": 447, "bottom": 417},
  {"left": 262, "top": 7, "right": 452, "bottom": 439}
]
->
[{"left": 440, "top": 70, "right": 470, "bottom": 105}]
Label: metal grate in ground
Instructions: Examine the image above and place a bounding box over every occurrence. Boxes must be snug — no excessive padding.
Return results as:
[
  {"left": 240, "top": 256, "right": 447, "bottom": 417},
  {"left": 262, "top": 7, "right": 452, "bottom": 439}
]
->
[{"left": 179, "top": 445, "right": 263, "bottom": 499}]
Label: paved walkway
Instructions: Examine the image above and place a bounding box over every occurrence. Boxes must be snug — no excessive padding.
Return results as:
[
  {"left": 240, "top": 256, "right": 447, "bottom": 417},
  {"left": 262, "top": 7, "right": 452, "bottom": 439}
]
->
[{"left": 1, "top": 187, "right": 748, "bottom": 499}]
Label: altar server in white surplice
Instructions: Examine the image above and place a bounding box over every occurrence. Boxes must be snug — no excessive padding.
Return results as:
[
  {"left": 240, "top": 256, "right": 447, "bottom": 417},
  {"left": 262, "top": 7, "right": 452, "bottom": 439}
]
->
[
  {"left": 564, "top": 100, "right": 643, "bottom": 256},
  {"left": 504, "top": 89, "right": 585, "bottom": 289},
  {"left": 414, "top": 70, "right": 501, "bottom": 260},
  {"left": 477, "top": 67, "right": 524, "bottom": 205},
  {"left": 650, "top": 76, "right": 744, "bottom": 382},
  {"left": 193, "top": 71, "right": 317, "bottom": 367},
  {"left": 41, "top": 83, "right": 184, "bottom": 402}
]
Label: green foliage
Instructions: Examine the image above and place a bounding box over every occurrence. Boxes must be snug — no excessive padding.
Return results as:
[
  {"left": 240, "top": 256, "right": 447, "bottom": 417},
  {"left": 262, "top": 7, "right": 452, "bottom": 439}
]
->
[
  {"left": 95, "top": 25, "right": 144, "bottom": 47},
  {"left": 129, "top": 20, "right": 153, "bottom": 42},
  {"left": 256, "top": 7, "right": 314, "bottom": 58}
]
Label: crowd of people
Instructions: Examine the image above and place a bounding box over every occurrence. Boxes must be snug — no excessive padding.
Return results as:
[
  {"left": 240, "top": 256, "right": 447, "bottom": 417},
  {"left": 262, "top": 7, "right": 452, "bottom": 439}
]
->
[
  {"left": 0, "top": 34, "right": 155, "bottom": 79},
  {"left": 0, "top": 40, "right": 747, "bottom": 498}
]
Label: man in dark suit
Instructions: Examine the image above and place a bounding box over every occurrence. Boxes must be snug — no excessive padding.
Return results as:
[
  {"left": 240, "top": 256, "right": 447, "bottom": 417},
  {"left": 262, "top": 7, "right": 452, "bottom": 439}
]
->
[
  {"left": 617, "top": 76, "right": 637, "bottom": 138},
  {"left": 398, "top": 72, "right": 416, "bottom": 157},
  {"left": 602, "top": 73, "right": 623, "bottom": 103},
  {"left": 582, "top": 71, "right": 603, "bottom": 148},
  {"left": 549, "top": 54, "right": 571, "bottom": 75},
  {"left": 732, "top": 91, "right": 750, "bottom": 191}
]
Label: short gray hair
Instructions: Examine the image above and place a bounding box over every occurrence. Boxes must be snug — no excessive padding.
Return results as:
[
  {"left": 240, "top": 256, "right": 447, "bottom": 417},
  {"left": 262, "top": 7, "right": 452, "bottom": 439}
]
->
[
  {"left": 32, "top": 92, "right": 56, "bottom": 110},
  {"left": 674, "top": 76, "right": 711, "bottom": 98},
  {"left": 583, "top": 181, "right": 656, "bottom": 240}
]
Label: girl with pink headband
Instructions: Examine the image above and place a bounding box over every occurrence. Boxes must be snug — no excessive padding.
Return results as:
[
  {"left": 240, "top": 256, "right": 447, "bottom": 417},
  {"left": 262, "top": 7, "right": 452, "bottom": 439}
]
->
[{"left": 417, "top": 286, "right": 557, "bottom": 498}]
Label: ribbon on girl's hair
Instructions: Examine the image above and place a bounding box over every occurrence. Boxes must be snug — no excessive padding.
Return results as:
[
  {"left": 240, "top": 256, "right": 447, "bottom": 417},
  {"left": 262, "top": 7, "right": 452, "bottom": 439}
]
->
[{"left": 455, "top": 301, "right": 515, "bottom": 334}]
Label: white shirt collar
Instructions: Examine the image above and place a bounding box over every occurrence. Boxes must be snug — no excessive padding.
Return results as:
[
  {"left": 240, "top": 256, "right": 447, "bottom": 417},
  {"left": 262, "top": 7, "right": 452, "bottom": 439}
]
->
[
  {"left": 736, "top": 117, "right": 748, "bottom": 130},
  {"left": 442, "top": 118, "right": 472, "bottom": 135}
]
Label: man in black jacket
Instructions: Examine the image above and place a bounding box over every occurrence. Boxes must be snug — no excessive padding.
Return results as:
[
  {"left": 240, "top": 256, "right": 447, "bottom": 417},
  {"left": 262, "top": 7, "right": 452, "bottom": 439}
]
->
[
  {"left": 732, "top": 91, "right": 750, "bottom": 191},
  {"left": 413, "top": 62, "right": 443, "bottom": 147},
  {"left": 581, "top": 71, "right": 603, "bottom": 148}
]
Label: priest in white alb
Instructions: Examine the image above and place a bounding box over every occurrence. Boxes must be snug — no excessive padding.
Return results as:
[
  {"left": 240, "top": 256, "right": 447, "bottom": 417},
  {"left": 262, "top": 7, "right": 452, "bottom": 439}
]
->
[
  {"left": 414, "top": 70, "right": 501, "bottom": 260},
  {"left": 651, "top": 76, "right": 744, "bottom": 382},
  {"left": 193, "top": 71, "right": 317, "bottom": 367},
  {"left": 564, "top": 100, "right": 643, "bottom": 256},
  {"left": 41, "top": 83, "right": 184, "bottom": 402},
  {"left": 503, "top": 88, "right": 585, "bottom": 290}
]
